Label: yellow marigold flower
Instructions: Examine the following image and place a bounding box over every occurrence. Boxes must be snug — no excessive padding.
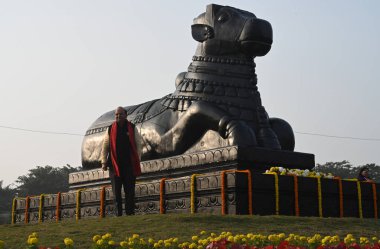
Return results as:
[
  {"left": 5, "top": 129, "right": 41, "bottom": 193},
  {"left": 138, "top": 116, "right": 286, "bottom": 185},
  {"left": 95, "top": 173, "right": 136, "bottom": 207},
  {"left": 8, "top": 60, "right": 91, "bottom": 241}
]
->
[
  {"left": 109, "top": 240, "right": 115, "bottom": 246},
  {"left": 182, "top": 242, "right": 190, "bottom": 247},
  {"left": 64, "top": 238, "right": 74, "bottom": 246},
  {"left": 165, "top": 242, "right": 171, "bottom": 247},
  {"left": 346, "top": 234, "right": 354, "bottom": 239},
  {"left": 189, "top": 243, "right": 197, "bottom": 249},
  {"left": 321, "top": 237, "right": 329, "bottom": 246},
  {"left": 93, "top": 235, "right": 101, "bottom": 242},
  {"left": 331, "top": 236, "right": 340, "bottom": 244},
  {"left": 308, "top": 238, "right": 316, "bottom": 244},
  {"left": 200, "top": 231, "right": 207, "bottom": 235},
  {"left": 173, "top": 238, "right": 179, "bottom": 243},
  {"left": 313, "top": 234, "right": 322, "bottom": 241},
  {"left": 31, "top": 232, "right": 38, "bottom": 238},
  {"left": 215, "top": 236, "right": 222, "bottom": 241},
  {"left": 154, "top": 242, "right": 160, "bottom": 248},
  {"left": 198, "top": 246, "right": 203, "bottom": 249},
  {"left": 279, "top": 233, "right": 286, "bottom": 240},
  {"left": 227, "top": 236, "right": 235, "bottom": 242},
  {"left": 28, "top": 237, "right": 38, "bottom": 245},
  {"left": 360, "top": 237, "right": 369, "bottom": 244},
  {"left": 120, "top": 241, "right": 128, "bottom": 247},
  {"left": 28, "top": 234, "right": 37, "bottom": 240},
  {"left": 372, "top": 237, "right": 378, "bottom": 242},
  {"left": 102, "top": 233, "right": 111, "bottom": 240},
  {"left": 344, "top": 238, "right": 351, "bottom": 244},
  {"left": 192, "top": 236, "right": 199, "bottom": 241},
  {"left": 133, "top": 234, "right": 140, "bottom": 239},
  {"left": 268, "top": 235, "right": 275, "bottom": 242},
  {"left": 201, "top": 239, "right": 210, "bottom": 246},
  {"left": 210, "top": 233, "right": 217, "bottom": 237},
  {"left": 97, "top": 239, "right": 104, "bottom": 246}
]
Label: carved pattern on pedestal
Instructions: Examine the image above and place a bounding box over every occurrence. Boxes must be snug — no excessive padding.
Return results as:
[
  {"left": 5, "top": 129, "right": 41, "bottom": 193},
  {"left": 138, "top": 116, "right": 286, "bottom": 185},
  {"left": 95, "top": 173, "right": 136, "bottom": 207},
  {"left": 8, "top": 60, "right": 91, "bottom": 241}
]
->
[{"left": 68, "top": 146, "right": 238, "bottom": 189}]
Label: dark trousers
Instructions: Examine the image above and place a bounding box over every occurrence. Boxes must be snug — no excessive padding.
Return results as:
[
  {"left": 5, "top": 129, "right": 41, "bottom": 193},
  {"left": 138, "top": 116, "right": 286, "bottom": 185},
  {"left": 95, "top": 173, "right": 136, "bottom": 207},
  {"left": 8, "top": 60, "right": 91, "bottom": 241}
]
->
[{"left": 110, "top": 172, "right": 136, "bottom": 216}]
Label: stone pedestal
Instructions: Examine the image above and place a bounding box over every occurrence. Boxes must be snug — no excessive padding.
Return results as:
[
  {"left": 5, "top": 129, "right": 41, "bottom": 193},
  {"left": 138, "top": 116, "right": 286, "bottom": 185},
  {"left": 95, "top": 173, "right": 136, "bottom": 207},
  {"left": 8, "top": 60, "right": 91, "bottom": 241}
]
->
[{"left": 69, "top": 146, "right": 315, "bottom": 190}]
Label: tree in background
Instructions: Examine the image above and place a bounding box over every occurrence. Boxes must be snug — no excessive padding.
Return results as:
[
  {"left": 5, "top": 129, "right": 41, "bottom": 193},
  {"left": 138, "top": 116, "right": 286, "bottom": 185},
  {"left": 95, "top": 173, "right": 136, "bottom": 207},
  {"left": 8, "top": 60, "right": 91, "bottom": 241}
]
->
[
  {"left": 0, "top": 181, "right": 16, "bottom": 213},
  {"left": 314, "top": 160, "right": 380, "bottom": 182},
  {"left": 15, "top": 165, "right": 82, "bottom": 196},
  {"left": 0, "top": 165, "right": 81, "bottom": 223}
]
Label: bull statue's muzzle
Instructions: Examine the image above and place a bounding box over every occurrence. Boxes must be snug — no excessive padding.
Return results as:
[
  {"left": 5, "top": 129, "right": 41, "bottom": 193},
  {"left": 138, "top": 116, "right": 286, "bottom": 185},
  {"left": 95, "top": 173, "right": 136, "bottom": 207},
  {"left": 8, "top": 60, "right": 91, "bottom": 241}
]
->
[{"left": 239, "top": 18, "right": 273, "bottom": 56}]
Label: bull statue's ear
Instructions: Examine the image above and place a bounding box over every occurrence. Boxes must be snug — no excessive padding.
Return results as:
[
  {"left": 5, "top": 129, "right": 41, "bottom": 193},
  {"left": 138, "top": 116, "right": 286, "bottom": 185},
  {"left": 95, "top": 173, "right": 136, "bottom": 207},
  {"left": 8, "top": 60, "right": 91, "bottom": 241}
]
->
[{"left": 191, "top": 24, "right": 214, "bottom": 42}]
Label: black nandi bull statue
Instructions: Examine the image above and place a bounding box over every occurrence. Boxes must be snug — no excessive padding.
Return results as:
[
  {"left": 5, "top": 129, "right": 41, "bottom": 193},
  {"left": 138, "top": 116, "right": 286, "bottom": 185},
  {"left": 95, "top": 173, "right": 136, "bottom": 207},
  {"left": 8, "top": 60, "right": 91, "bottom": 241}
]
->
[{"left": 82, "top": 4, "right": 295, "bottom": 168}]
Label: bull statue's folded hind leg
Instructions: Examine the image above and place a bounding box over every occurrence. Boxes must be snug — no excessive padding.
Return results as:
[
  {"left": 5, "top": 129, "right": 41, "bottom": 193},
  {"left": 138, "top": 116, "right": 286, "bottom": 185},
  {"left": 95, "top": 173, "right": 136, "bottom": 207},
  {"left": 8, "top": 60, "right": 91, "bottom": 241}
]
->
[{"left": 150, "top": 101, "right": 257, "bottom": 157}]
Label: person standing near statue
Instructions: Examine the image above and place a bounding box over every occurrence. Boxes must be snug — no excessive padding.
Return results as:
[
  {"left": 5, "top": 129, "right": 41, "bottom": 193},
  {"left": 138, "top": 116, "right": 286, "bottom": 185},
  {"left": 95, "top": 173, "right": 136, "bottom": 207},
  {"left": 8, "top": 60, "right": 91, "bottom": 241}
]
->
[
  {"left": 357, "top": 166, "right": 373, "bottom": 182},
  {"left": 101, "top": 106, "right": 141, "bottom": 216}
]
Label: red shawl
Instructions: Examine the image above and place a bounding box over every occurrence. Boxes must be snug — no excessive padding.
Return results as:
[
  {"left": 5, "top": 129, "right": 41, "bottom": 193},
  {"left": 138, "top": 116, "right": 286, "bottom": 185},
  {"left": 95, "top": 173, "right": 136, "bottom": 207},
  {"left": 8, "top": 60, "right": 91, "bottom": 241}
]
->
[{"left": 109, "top": 121, "right": 141, "bottom": 177}]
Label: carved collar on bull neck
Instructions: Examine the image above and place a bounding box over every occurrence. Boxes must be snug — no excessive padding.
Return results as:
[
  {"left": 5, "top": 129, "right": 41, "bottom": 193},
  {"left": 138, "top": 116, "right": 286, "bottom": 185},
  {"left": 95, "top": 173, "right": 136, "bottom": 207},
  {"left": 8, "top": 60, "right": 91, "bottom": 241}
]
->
[
  {"left": 192, "top": 55, "right": 254, "bottom": 66},
  {"left": 187, "top": 55, "right": 256, "bottom": 83}
]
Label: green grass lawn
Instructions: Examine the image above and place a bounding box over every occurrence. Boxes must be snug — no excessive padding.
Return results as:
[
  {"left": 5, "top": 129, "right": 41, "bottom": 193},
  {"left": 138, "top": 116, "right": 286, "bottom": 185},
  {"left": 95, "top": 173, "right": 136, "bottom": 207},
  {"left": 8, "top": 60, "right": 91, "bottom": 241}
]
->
[{"left": 0, "top": 214, "right": 379, "bottom": 249}]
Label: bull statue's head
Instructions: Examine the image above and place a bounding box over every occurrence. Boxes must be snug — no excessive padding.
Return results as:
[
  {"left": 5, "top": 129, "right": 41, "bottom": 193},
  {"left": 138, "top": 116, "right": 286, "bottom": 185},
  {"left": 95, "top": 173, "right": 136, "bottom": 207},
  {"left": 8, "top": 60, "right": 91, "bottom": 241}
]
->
[{"left": 192, "top": 4, "right": 272, "bottom": 57}]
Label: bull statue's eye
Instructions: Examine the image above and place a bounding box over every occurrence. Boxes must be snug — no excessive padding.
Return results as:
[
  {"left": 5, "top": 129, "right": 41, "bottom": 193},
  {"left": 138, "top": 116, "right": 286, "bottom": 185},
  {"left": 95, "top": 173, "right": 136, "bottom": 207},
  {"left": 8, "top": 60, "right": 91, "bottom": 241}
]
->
[{"left": 217, "top": 13, "right": 229, "bottom": 23}]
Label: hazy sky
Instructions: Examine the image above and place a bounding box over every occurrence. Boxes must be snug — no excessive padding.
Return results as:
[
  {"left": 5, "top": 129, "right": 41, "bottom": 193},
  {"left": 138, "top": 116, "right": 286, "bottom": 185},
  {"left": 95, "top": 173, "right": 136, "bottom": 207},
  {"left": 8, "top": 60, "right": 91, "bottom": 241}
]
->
[{"left": 0, "top": 0, "right": 379, "bottom": 186}]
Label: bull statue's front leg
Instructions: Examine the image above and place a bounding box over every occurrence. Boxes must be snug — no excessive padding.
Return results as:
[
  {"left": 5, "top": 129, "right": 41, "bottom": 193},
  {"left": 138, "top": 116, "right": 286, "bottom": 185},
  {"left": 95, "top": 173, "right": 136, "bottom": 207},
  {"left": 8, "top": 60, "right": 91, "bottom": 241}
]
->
[{"left": 151, "top": 101, "right": 257, "bottom": 157}]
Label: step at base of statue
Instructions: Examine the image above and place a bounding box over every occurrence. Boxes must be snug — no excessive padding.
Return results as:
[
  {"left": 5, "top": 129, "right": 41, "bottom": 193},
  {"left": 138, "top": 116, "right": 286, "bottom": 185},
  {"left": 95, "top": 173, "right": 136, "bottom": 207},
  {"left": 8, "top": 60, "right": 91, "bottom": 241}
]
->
[{"left": 69, "top": 146, "right": 315, "bottom": 190}]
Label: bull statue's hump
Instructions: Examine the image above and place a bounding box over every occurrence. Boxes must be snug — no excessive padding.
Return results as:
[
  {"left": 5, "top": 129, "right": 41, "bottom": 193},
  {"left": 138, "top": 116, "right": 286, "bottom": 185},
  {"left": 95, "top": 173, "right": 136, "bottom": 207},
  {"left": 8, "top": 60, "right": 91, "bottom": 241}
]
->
[{"left": 81, "top": 4, "right": 294, "bottom": 169}]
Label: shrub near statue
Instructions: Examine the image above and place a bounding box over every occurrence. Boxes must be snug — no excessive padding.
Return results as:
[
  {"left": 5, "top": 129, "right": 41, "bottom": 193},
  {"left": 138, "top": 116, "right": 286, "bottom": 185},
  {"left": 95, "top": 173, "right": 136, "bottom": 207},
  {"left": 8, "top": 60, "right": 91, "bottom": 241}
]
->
[{"left": 82, "top": 4, "right": 295, "bottom": 169}]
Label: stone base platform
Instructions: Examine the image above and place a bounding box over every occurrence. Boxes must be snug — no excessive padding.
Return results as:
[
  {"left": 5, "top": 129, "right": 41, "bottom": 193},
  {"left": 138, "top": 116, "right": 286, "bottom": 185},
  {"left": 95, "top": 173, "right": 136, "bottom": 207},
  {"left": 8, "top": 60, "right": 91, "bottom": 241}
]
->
[{"left": 69, "top": 146, "right": 315, "bottom": 190}]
